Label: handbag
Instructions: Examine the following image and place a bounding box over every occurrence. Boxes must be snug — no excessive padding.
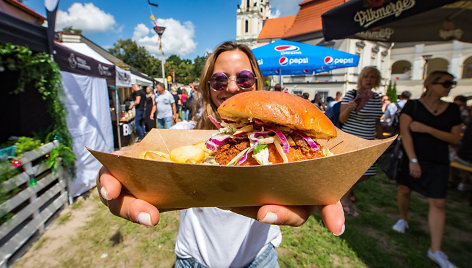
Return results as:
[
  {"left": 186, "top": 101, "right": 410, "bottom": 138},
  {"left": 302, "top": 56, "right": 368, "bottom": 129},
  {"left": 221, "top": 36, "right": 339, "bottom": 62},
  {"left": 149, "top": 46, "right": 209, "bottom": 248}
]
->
[{"left": 380, "top": 137, "right": 403, "bottom": 180}]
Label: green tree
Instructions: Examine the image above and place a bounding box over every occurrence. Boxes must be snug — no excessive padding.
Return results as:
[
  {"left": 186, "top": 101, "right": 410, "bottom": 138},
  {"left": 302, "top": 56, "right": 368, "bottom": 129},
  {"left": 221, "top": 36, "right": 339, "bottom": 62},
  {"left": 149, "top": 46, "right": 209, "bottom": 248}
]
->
[
  {"left": 193, "top": 54, "right": 209, "bottom": 81},
  {"left": 62, "top": 26, "right": 82, "bottom": 35},
  {"left": 109, "top": 39, "right": 163, "bottom": 77},
  {"left": 386, "top": 80, "right": 397, "bottom": 102}
]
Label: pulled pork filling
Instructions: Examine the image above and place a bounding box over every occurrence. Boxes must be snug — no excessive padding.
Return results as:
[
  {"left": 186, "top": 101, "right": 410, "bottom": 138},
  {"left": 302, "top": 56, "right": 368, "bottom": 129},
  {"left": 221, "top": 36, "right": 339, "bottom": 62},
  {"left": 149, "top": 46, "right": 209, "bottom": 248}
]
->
[
  {"left": 205, "top": 116, "right": 332, "bottom": 166},
  {"left": 215, "top": 134, "right": 327, "bottom": 166}
]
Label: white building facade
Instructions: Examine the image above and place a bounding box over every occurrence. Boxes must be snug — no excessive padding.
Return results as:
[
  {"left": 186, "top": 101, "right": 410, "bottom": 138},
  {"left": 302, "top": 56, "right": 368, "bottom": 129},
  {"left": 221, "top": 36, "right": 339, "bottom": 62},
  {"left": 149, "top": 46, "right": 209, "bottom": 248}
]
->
[
  {"left": 236, "top": 0, "right": 271, "bottom": 48},
  {"left": 390, "top": 41, "right": 472, "bottom": 100}
]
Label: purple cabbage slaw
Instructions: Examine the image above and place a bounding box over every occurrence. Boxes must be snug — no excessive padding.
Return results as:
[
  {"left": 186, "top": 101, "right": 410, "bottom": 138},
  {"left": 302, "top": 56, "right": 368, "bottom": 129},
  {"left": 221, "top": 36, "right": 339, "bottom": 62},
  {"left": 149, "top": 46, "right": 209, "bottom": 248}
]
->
[{"left": 206, "top": 116, "right": 320, "bottom": 165}]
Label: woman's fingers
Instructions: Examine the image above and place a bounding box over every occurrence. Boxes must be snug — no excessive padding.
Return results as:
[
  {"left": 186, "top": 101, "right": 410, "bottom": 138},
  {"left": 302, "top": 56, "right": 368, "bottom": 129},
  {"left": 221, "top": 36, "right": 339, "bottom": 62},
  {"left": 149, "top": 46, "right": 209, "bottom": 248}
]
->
[
  {"left": 96, "top": 165, "right": 160, "bottom": 226},
  {"left": 257, "top": 205, "right": 317, "bottom": 227},
  {"left": 98, "top": 168, "right": 123, "bottom": 200},
  {"left": 107, "top": 195, "right": 160, "bottom": 226},
  {"left": 318, "top": 202, "right": 345, "bottom": 236}
]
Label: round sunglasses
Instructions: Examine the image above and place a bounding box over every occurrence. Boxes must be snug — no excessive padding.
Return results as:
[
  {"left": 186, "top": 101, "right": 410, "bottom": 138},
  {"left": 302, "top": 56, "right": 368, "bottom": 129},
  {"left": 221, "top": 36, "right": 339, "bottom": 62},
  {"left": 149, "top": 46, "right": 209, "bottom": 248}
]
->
[{"left": 209, "top": 70, "right": 256, "bottom": 91}]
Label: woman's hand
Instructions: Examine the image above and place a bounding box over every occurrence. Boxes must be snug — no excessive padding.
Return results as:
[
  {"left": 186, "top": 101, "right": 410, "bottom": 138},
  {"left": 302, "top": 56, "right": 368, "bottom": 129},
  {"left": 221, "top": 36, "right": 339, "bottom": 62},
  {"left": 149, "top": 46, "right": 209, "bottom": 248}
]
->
[
  {"left": 97, "top": 147, "right": 345, "bottom": 235},
  {"left": 409, "top": 121, "right": 430, "bottom": 133},
  {"left": 97, "top": 146, "right": 161, "bottom": 226},
  {"left": 228, "top": 202, "right": 345, "bottom": 236},
  {"left": 347, "top": 100, "right": 358, "bottom": 111},
  {"left": 409, "top": 162, "right": 422, "bottom": 179}
]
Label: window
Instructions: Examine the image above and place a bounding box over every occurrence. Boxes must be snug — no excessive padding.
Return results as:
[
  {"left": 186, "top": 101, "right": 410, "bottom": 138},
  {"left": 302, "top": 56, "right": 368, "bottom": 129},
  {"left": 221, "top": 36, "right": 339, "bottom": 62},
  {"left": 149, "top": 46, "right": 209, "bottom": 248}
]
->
[
  {"left": 247, "top": 0, "right": 250, "bottom": 8},
  {"left": 245, "top": 20, "right": 249, "bottom": 33}
]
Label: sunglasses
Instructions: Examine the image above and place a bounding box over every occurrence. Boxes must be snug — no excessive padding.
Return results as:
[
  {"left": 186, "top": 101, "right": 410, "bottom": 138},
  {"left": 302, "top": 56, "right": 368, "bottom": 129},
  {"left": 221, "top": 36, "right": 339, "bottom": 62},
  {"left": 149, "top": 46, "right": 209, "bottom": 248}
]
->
[
  {"left": 209, "top": 70, "right": 256, "bottom": 91},
  {"left": 433, "top": 80, "right": 457, "bottom": 88}
]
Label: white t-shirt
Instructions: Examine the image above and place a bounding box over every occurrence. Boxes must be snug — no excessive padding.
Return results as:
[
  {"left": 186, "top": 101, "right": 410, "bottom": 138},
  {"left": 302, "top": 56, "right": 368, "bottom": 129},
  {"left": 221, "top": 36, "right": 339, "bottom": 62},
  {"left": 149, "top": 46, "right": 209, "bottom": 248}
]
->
[
  {"left": 383, "top": 99, "right": 407, "bottom": 127},
  {"left": 175, "top": 208, "right": 282, "bottom": 267},
  {"left": 155, "top": 90, "right": 175, "bottom": 119},
  {"left": 170, "top": 122, "right": 282, "bottom": 267}
]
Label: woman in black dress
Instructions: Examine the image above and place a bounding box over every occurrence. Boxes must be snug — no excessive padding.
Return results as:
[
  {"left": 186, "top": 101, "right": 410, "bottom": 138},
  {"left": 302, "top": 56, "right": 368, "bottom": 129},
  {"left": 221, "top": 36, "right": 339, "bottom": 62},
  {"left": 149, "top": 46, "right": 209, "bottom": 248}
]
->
[
  {"left": 144, "top": 86, "right": 156, "bottom": 131},
  {"left": 392, "top": 71, "right": 462, "bottom": 268}
]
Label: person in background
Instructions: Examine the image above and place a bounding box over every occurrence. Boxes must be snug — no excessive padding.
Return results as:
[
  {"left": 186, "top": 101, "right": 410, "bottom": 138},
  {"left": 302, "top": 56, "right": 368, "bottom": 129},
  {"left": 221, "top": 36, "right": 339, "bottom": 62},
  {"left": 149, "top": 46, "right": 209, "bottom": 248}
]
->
[
  {"left": 143, "top": 86, "right": 156, "bottom": 132},
  {"left": 449, "top": 95, "right": 470, "bottom": 190},
  {"left": 302, "top": 92, "right": 310, "bottom": 100},
  {"left": 180, "top": 88, "right": 189, "bottom": 121},
  {"left": 326, "top": 96, "right": 337, "bottom": 109},
  {"left": 128, "top": 84, "right": 146, "bottom": 141},
  {"left": 453, "top": 94, "right": 471, "bottom": 125},
  {"left": 312, "top": 93, "right": 326, "bottom": 111},
  {"left": 273, "top": 83, "right": 282, "bottom": 91},
  {"left": 96, "top": 41, "right": 345, "bottom": 268},
  {"left": 381, "top": 95, "right": 391, "bottom": 113},
  {"left": 453, "top": 116, "right": 472, "bottom": 192},
  {"left": 334, "top": 91, "right": 343, "bottom": 102},
  {"left": 383, "top": 90, "right": 412, "bottom": 134},
  {"left": 339, "top": 66, "right": 384, "bottom": 216},
  {"left": 392, "top": 71, "right": 462, "bottom": 268},
  {"left": 152, "top": 82, "right": 177, "bottom": 129},
  {"left": 170, "top": 86, "right": 181, "bottom": 123}
]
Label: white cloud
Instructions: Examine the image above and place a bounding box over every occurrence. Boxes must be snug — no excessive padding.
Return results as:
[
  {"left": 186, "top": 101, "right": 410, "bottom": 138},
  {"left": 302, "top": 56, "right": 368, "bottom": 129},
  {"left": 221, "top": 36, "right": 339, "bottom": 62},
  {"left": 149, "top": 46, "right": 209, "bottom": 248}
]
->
[
  {"left": 131, "top": 18, "right": 197, "bottom": 58},
  {"left": 270, "top": 0, "right": 303, "bottom": 17},
  {"left": 270, "top": 9, "right": 281, "bottom": 18},
  {"left": 56, "top": 3, "right": 117, "bottom": 34}
]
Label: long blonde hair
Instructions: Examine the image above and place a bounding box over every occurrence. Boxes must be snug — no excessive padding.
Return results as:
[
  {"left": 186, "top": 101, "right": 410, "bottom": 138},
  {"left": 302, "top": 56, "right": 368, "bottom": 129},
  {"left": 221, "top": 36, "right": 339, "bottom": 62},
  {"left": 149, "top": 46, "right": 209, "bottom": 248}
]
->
[
  {"left": 196, "top": 41, "right": 264, "bottom": 130},
  {"left": 357, "top": 66, "right": 381, "bottom": 90}
]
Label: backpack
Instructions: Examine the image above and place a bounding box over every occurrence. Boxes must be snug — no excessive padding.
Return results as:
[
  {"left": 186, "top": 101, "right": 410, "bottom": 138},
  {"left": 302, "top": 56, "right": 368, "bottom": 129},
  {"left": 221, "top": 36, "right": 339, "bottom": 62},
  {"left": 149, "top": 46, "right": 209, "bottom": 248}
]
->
[
  {"left": 325, "top": 101, "right": 343, "bottom": 128},
  {"left": 389, "top": 102, "right": 402, "bottom": 135},
  {"left": 324, "top": 90, "right": 357, "bottom": 129}
]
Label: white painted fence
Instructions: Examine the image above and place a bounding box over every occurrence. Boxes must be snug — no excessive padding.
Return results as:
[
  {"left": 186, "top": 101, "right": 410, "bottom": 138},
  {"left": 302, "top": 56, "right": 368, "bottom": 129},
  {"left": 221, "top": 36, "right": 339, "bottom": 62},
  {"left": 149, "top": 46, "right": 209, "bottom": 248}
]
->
[{"left": 0, "top": 141, "right": 71, "bottom": 268}]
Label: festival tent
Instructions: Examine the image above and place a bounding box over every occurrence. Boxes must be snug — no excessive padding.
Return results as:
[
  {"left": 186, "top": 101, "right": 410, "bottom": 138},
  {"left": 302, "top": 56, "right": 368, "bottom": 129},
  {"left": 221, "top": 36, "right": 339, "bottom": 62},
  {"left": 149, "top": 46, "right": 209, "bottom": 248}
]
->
[{"left": 54, "top": 42, "right": 115, "bottom": 197}]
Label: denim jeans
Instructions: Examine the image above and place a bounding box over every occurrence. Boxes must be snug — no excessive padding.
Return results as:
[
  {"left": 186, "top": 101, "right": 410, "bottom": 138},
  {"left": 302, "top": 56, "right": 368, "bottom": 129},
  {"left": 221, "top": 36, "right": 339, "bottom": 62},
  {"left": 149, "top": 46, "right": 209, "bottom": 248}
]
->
[
  {"left": 157, "top": 116, "right": 173, "bottom": 129},
  {"left": 135, "top": 109, "right": 145, "bottom": 140},
  {"left": 174, "top": 243, "right": 279, "bottom": 268}
]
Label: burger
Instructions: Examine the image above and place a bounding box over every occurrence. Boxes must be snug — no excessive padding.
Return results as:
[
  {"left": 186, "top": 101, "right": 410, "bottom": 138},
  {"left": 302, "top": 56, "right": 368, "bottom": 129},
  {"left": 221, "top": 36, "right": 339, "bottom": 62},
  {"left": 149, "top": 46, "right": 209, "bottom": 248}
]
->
[{"left": 205, "top": 91, "right": 337, "bottom": 166}]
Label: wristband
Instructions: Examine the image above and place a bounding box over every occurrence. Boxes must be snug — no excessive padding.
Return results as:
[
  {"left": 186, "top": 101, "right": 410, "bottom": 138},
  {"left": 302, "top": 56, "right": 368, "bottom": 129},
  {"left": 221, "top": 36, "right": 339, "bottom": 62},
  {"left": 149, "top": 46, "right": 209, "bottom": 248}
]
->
[{"left": 410, "top": 158, "right": 418, "bottom": 164}]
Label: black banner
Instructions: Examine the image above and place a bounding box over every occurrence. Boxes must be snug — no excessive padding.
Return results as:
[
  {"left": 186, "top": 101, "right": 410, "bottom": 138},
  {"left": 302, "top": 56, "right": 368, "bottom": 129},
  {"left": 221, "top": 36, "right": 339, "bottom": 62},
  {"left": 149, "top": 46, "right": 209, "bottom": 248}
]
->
[{"left": 54, "top": 42, "right": 115, "bottom": 80}]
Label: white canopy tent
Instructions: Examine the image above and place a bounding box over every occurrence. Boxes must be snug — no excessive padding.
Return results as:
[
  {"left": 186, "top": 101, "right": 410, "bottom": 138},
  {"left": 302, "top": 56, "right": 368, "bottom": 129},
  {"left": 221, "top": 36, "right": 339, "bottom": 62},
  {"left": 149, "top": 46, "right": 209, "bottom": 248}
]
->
[{"left": 55, "top": 42, "right": 114, "bottom": 197}]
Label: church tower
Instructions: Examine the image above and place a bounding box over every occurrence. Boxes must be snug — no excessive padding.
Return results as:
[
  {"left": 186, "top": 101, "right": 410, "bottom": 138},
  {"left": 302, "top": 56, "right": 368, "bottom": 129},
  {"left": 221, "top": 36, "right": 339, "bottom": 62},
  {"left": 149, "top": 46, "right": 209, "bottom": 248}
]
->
[{"left": 236, "top": 0, "right": 271, "bottom": 48}]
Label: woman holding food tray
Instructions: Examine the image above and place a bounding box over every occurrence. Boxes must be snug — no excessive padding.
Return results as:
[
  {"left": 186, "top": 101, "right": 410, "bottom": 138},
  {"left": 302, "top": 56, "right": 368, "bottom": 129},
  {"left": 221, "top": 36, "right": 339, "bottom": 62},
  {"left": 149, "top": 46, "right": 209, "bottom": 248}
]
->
[{"left": 97, "top": 41, "right": 345, "bottom": 267}]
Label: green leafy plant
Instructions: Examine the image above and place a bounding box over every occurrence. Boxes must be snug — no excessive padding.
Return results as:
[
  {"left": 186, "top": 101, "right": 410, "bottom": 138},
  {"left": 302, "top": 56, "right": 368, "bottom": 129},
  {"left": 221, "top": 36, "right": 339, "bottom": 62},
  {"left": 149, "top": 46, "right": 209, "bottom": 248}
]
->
[
  {"left": 0, "top": 43, "right": 75, "bottom": 176},
  {"left": 48, "top": 145, "right": 76, "bottom": 174},
  {"left": 14, "top": 137, "right": 42, "bottom": 157}
]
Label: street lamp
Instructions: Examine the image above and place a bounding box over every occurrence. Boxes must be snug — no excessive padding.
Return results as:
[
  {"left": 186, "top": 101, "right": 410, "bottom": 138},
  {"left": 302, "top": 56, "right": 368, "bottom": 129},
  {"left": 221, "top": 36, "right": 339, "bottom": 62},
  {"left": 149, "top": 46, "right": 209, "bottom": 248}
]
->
[
  {"left": 154, "top": 26, "right": 166, "bottom": 89},
  {"left": 422, "top": 54, "right": 433, "bottom": 79}
]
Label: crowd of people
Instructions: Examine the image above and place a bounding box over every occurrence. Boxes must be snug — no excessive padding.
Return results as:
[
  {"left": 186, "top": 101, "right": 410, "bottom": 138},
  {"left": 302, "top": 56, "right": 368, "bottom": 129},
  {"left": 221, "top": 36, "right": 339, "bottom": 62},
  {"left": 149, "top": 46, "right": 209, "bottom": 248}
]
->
[{"left": 109, "top": 41, "right": 470, "bottom": 268}]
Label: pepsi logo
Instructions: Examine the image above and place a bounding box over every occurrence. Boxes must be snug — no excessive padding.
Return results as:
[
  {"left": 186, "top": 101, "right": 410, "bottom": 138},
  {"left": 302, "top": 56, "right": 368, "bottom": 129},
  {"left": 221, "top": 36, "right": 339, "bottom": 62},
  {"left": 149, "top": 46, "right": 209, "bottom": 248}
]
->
[
  {"left": 279, "top": 57, "right": 289, "bottom": 66},
  {"left": 275, "top": 45, "right": 299, "bottom": 52},
  {"left": 324, "top": 56, "right": 334, "bottom": 65}
]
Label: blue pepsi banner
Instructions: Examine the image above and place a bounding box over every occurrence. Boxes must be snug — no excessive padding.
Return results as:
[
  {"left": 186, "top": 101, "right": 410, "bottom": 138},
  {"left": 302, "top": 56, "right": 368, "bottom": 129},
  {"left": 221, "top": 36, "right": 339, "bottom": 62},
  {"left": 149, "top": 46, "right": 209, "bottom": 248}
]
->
[{"left": 252, "top": 40, "right": 360, "bottom": 76}]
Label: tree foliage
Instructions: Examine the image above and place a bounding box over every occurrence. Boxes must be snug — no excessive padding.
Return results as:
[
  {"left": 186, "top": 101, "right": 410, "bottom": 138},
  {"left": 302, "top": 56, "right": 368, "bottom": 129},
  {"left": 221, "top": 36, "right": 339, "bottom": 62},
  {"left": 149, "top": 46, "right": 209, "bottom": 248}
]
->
[
  {"left": 386, "top": 80, "right": 398, "bottom": 102},
  {"left": 62, "top": 26, "right": 82, "bottom": 35},
  {"left": 109, "top": 39, "right": 209, "bottom": 84}
]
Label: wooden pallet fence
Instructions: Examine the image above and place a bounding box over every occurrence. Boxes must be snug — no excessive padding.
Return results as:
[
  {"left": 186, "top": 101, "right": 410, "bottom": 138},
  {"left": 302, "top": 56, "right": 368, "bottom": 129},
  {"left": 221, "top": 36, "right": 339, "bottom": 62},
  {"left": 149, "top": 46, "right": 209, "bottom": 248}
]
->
[{"left": 0, "top": 141, "right": 71, "bottom": 268}]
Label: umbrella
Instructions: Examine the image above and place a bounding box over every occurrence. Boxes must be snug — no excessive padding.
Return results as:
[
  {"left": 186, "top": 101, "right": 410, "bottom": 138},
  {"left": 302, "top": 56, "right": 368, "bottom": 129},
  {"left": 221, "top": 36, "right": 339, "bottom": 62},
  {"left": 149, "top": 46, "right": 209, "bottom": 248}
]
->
[
  {"left": 322, "top": 0, "right": 472, "bottom": 43},
  {"left": 251, "top": 40, "right": 360, "bottom": 76}
]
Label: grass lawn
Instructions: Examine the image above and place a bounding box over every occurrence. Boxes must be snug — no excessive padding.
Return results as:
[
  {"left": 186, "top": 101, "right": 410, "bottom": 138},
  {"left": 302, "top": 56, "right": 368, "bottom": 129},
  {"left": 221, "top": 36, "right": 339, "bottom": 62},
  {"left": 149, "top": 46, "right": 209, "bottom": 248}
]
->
[{"left": 13, "top": 168, "right": 472, "bottom": 267}]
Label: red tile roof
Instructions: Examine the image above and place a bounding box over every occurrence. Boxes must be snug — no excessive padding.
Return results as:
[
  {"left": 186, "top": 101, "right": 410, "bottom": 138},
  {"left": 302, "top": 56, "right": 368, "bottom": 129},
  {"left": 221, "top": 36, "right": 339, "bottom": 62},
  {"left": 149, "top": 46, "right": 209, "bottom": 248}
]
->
[
  {"left": 5, "top": 0, "right": 46, "bottom": 22},
  {"left": 282, "top": 0, "right": 346, "bottom": 38},
  {"left": 258, "top": 15, "right": 296, "bottom": 39}
]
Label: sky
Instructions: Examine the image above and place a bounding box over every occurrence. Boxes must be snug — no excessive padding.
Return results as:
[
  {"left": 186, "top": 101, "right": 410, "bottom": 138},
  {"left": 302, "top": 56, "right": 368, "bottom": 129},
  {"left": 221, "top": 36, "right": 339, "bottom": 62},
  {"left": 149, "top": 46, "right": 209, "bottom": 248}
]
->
[{"left": 25, "top": 0, "right": 304, "bottom": 60}]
